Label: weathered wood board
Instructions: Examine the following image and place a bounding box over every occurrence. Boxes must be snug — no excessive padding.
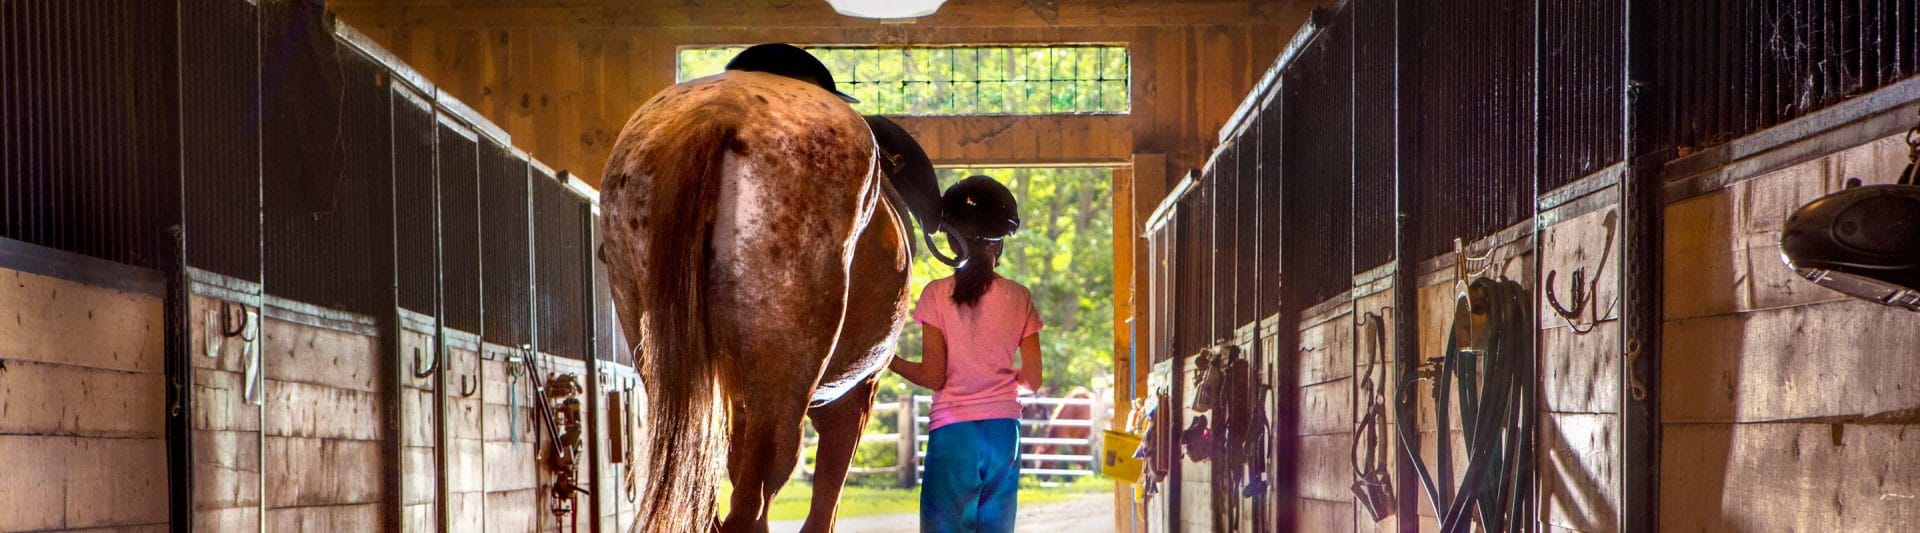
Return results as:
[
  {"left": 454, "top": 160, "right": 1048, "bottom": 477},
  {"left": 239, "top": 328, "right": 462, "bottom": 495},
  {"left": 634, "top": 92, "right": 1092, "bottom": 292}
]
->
[
  {"left": 1351, "top": 287, "right": 1401, "bottom": 533},
  {"left": 1661, "top": 423, "right": 1920, "bottom": 531},
  {"left": 1660, "top": 132, "right": 1920, "bottom": 532},
  {"left": 262, "top": 314, "right": 387, "bottom": 525},
  {"left": 447, "top": 341, "right": 485, "bottom": 533},
  {"left": 1538, "top": 413, "right": 1619, "bottom": 533},
  {"left": 1297, "top": 496, "right": 1357, "bottom": 533},
  {"left": 400, "top": 327, "right": 439, "bottom": 532},
  {"left": 1662, "top": 299, "right": 1920, "bottom": 423},
  {"left": 189, "top": 294, "right": 263, "bottom": 532}
]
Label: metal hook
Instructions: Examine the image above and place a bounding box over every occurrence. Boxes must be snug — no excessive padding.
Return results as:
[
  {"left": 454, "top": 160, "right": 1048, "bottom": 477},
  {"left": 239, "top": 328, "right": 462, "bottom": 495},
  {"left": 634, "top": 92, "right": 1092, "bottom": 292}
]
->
[
  {"left": 459, "top": 374, "right": 479, "bottom": 398},
  {"left": 219, "top": 301, "right": 249, "bottom": 338},
  {"left": 1355, "top": 306, "right": 1394, "bottom": 327},
  {"left": 412, "top": 346, "right": 437, "bottom": 379},
  {"left": 1545, "top": 269, "right": 1598, "bottom": 335}
]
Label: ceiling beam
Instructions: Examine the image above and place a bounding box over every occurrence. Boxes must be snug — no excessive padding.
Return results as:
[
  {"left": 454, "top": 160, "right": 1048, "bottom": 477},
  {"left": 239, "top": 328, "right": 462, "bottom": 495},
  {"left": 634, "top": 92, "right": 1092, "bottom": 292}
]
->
[{"left": 331, "top": 1, "right": 1305, "bottom": 30}]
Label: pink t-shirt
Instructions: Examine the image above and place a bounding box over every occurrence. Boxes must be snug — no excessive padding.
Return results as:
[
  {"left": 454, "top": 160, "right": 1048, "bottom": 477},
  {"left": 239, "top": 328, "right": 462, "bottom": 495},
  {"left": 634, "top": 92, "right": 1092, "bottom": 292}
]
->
[{"left": 913, "top": 276, "right": 1045, "bottom": 431}]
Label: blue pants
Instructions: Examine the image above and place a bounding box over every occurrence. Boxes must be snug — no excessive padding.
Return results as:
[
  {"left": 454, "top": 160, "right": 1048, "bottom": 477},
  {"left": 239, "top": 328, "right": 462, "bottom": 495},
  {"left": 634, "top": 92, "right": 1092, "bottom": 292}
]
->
[{"left": 920, "top": 418, "right": 1020, "bottom": 532}]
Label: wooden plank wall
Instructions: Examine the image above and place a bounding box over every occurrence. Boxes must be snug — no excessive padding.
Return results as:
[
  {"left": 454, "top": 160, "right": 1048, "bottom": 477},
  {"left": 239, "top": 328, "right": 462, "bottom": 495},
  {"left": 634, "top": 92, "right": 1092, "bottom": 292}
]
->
[
  {"left": 1175, "top": 353, "right": 1214, "bottom": 532},
  {"left": 1294, "top": 298, "right": 1355, "bottom": 532},
  {"left": 261, "top": 311, "right": 386, "bottom": 531},
  {"left": 400, "top": 326, "right": 440, "bottom": 531},
  {"left": 329, "top": 0, "right": 1325, "bottom": 200},
  {"left": 0, "top": 263, "right": 169, "bottom": 531},
  {"left": 480, "top": 344, "right": 544, "bottom": 532},
  {"left": 190, "top": 294, "right": 263, "bottom": 532},
  {"left": 1661, "top": 132, "right": 1920, "bottom": 530},
  {"left": 1536, "top": 199, "right": 1622, "bottom": 533},
  {"left": 1350, "top": 281, "right": 1397, "bottom": 533},
  {"left": 446, "top": 334, "right": 485, "bottom": 532}
]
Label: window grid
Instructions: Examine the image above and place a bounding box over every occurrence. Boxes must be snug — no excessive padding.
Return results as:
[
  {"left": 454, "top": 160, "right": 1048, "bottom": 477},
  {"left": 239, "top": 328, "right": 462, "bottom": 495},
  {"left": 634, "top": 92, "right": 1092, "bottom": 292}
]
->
[{"left": 676, "top": 45, "right": 1130, "bottom": 116}]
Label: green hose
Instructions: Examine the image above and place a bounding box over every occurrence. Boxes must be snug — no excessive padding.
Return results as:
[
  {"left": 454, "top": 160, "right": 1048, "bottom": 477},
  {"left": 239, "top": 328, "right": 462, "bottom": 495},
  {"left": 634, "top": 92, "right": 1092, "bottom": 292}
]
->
[{"left": 1395, "top": 277, "right": 1537, "bottom": 533}]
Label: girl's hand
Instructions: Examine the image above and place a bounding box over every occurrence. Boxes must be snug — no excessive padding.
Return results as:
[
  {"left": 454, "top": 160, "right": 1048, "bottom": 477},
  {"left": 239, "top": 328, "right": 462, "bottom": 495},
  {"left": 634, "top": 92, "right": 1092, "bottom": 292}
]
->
[{"left": 890, "top": 325, "right": 949, "bottom": 390}]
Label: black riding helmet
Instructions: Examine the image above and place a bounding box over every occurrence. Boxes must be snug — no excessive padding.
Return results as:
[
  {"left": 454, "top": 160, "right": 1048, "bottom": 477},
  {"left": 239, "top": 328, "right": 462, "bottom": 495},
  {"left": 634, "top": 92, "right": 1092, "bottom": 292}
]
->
[
  {"left": 725, "top": 43, "right": 860, "bottom": 103},
  {"left": 941, "top": 175, "right": 1021, "bottom": 240}
]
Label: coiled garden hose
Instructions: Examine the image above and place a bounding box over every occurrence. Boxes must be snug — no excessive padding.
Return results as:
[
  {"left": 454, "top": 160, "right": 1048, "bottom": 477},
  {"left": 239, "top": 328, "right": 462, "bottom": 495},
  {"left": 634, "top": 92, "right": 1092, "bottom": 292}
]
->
[{"left": 1395, "top": 277, "right": 1537, "bottom": 533}]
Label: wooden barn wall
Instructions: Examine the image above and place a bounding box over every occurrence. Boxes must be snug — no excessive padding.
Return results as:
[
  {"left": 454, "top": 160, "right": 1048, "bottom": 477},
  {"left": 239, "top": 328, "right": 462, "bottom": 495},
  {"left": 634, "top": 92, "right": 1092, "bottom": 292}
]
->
[
  {"left": 1293, "top": 297, "right": 1354, "bottom": 532},
  {"left": 328, "top": 0, "right": 1327, "bottom": 198},
  {"left": 0, "top": 246, "right": 170, "bottom": 531},
  {"left": 1660, "top": 129, "right": 1920, "bottom": 531},
  {"left": 261, "top": 306, "right": 386, "bottom": 530}
]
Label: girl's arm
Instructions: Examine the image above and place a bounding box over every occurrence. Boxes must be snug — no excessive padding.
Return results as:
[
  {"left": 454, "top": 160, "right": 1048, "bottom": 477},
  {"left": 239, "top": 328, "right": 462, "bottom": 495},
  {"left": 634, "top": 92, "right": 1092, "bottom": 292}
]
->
[
  {"left": 889, "top": 325, "right": 949, "bottom": 390},
  {"left": 1015, "top": 333, "right": 1043, "bottom": 391}
]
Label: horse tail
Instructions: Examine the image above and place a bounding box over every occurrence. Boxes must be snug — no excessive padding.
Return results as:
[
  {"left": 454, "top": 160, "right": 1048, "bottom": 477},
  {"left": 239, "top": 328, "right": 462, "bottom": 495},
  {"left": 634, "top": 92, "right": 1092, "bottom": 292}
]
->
[{"left": 634, "top": 111, "right": 735, "bottom": 533}]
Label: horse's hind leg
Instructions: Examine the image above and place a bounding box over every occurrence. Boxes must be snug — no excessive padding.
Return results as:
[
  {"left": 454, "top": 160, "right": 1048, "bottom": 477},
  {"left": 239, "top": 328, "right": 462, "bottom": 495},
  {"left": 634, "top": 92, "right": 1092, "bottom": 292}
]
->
[
  {"left": 718, "top": 376, "right": 813, "bottom": 533},
  {"left": 799, "top": 377, "right": 881, "bottom": 533},
  {"left": 711, "top": 262, "right": 851, "bottom": 532}
]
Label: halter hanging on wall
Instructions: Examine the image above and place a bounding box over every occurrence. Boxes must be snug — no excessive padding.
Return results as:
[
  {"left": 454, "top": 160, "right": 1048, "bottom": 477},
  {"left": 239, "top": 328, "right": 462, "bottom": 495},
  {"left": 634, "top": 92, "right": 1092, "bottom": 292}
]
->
[{"left": 1779, "top": 106, "right": 1920, "bottom": 311}]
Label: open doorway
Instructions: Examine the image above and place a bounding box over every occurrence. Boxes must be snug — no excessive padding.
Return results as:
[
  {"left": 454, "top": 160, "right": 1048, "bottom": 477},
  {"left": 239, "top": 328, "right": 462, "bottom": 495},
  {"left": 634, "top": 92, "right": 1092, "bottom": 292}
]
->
[{"left": 758, "top": 166, "right": 1119, "bottom": 532}]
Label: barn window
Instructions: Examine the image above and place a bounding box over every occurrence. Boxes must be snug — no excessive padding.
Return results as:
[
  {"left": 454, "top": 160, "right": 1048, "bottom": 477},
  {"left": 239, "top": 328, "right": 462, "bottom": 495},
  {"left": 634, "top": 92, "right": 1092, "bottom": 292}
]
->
[{"left": 676, "top": 45, "right": 1130, "bottom": 115}]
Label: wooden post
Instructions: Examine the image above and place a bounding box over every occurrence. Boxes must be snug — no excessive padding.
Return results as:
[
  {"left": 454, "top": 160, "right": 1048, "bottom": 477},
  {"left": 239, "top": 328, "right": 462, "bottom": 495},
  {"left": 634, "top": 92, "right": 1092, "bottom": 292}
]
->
[{"left": 898, "top": 394, "right": 919, "bottom": 488}]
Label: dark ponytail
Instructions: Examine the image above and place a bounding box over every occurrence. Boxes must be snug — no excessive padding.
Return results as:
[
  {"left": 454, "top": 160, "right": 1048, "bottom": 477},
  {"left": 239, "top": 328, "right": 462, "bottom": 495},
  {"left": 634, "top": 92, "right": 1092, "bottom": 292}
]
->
[{"left": 950, "top": 236, "right": 998, "bottom": 307}]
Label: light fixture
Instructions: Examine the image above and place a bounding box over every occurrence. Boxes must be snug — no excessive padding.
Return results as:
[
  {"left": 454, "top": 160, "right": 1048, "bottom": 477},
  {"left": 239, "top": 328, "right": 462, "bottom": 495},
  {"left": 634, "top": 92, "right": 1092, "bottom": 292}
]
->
[{"left": 825, "top": 0, "right": 946, "bottom": 19}]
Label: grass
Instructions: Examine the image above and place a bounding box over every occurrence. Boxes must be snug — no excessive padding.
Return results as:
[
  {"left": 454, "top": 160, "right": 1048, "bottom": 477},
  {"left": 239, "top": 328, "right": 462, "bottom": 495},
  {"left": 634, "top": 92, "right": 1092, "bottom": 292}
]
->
[{"left": 718, "top": 475, "right": 1114, "bottom": 522}]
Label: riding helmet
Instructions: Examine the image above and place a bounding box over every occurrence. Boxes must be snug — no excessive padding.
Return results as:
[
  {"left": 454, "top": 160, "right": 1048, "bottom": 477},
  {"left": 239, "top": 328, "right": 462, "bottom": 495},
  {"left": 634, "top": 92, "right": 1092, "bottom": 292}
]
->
[
  {"left": 725, "top": 43, "right": 860, "bottom": 103},
  {"left": 941, "top": 175, "right": 1021, "bottom": 240}
]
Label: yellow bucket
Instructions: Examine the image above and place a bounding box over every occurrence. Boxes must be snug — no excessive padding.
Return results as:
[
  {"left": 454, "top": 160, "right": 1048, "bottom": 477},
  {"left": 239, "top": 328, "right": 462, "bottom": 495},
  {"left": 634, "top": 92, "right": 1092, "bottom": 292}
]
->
[{"left": 1099, "top": 429, "right": 1145, "bottom": 484}]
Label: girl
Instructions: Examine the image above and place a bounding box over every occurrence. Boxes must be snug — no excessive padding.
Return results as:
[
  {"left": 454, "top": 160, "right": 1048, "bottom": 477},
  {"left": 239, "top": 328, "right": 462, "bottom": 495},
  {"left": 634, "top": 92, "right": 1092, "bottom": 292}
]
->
[{"left": 889, "top": 175, "right": 1045, "bottom": 533}]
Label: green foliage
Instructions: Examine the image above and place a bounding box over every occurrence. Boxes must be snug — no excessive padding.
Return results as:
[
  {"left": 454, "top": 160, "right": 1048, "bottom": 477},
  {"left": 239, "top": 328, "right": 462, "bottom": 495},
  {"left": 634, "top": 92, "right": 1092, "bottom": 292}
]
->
[
  {"left": 880, "top": 167, "right": 1115, "bottom": 401},
  {"left": 676, "top": 46, "right": 1130, "bottom": 115}
]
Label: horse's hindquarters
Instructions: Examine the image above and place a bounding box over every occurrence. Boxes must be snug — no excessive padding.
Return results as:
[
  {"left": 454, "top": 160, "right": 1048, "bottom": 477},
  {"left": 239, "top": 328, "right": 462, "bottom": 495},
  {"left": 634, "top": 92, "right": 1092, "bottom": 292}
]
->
[{"left": 812, "top": 200, "right": 910, "bottom": 404}]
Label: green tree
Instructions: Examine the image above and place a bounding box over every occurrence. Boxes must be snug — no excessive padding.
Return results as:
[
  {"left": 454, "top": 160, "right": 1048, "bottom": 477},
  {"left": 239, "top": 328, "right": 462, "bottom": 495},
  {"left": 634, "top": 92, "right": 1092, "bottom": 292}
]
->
[
  {"left": 677, "top": 46, "right": 1128, "bottom": 115},
  {"left": 879, "top": 167, "right": 1114, "bottom": 403}
]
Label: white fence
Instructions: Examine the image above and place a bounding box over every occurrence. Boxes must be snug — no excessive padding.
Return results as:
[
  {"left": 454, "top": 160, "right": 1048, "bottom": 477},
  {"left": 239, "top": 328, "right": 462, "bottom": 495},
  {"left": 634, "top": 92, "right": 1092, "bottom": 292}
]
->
[{"left": 800, "top": 392, "right": 1113, "bottom": 487}]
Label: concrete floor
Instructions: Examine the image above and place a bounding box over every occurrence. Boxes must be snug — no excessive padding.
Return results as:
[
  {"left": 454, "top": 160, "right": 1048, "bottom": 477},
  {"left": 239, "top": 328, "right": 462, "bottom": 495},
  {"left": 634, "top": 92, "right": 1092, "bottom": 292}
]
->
[{"left": 770, "top": 493, "right": 1116, "bottom": 533}]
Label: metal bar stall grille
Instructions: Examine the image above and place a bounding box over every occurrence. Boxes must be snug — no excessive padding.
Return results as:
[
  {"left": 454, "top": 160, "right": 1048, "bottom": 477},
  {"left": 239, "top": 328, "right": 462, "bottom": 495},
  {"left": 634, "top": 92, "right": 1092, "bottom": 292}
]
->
[
  {"left": 534, "top": 168, "right": 590, "bottom": 359},
  {"left": 392, "top": 87, "right": 440, "bottom": 318},
  {"left": 1210, "top": 145, "right": 1239, "bottom": 343},
  {"left": 438, "top": 121, "right": 483, "bottom": 334},
  {"left": 1401, "top": 0, "right": 1537, "bottom": 259},
  {"left": 180, "top": 0, "right": 262, "bottom": 281},
  {"left": 1234, "top": 129, "right": 1261, "bottom": 330},
  {"left": 0, "top": 1, "right": 178, "bottom": 269},
  {"left": 1539, "top": 0, "right": 1627, "bottom": 191},
  {"left": 1352, "top": 0, "right": 1397, "bottom": 271},
  {"left": 1174, "top": 199, "right": 1200, "bottom": 359},
  {"left": 1280, "top": 17, "right": 1354, "bottom": 308},
  {"left": 262, "top": 45, "right": 391, "bottom": 316},
  {"left": 1649, "top": 0, "right": 1920, "bottom": 158},
  {"left": 1257, "top": 98, "right": 1283, "bottom": 322},
  {"left": 480, "top": 140, "right": 535, "bottom": 348},
  {"left": 591, "top": 214, "right": 629, "bottom": 365}
]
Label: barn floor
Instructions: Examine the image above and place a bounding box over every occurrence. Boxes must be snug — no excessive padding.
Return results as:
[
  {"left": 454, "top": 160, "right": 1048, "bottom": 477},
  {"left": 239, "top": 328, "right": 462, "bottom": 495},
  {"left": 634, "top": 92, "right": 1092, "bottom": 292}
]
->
[{"left": 769, "top": 493, "right": 1115, "bottom": 533}]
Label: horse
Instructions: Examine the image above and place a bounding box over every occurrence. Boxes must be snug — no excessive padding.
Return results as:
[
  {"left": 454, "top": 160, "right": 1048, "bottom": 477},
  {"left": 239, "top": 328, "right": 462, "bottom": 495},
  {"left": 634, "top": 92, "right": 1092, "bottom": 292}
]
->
[
  {"left": 598, "top": 59, "right": 944, "bottom": 531},
  {"left": 1029, "top": 387, "right": 1100, "bottom": 481}
]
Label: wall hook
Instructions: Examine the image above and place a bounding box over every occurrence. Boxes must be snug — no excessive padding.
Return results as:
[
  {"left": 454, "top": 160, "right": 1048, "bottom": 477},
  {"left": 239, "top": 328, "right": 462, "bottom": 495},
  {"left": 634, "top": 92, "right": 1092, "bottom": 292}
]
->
[
  {"left": 1545, "top": 210, "right": 1620, "bottom": 335},
  {"left": 1545, "top": 268, "right": 1598, "bottom": 335},
  {"left": 219, "top": 300, "right": 250, "bottom": 338},
  {"left": 459, "top": 374, "right": 479, "bottom": 398},
  {"left": 412, "top": 346, "right": 437, "bottom": 379}
]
